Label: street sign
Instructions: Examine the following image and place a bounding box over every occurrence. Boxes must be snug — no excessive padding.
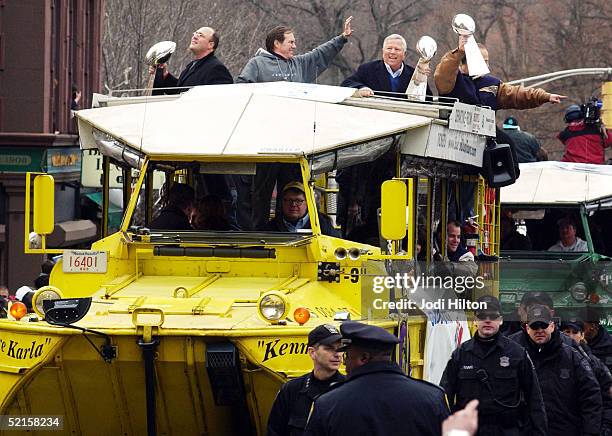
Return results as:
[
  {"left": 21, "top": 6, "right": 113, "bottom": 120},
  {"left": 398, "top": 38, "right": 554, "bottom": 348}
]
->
[
  {"left": 449, "top": 102, "right": 496, "bottom": 137},
  {"left": 46, "top": 148, "right": 81, "bottom": 174},
  {"left": 0, "top": 148, "right": 44, "bottom": 172}
]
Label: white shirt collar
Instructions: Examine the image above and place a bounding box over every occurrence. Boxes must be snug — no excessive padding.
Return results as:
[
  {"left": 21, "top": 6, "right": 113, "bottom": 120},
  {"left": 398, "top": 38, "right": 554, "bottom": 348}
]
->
[{"left": 384, "top": 62, "right": 404, "bottom": 78}]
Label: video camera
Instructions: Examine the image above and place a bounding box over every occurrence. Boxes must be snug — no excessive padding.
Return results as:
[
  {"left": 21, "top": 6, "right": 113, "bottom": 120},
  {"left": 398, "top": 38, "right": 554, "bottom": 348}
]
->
[{"left": 581, "top": 97, "right": 603, "bottom": 125}]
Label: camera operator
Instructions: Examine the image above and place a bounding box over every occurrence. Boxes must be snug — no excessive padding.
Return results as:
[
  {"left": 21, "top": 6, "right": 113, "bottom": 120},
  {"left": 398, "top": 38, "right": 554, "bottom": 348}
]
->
[{"left": 560, "top": 100, "right": 612, "bottom": 164}]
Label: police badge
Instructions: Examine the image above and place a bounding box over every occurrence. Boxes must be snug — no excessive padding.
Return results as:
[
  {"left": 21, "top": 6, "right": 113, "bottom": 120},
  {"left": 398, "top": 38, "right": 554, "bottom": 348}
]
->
[{"left": 499, "top": 356, "right": 510, "bottom": 367}]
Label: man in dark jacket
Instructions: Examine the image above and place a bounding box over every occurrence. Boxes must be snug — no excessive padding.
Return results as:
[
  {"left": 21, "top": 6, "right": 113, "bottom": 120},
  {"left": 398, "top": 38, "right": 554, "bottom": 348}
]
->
[
  {"left": 562, "top": 317, "right": 612, "bottom": 435},
  {"left": 502, "top": 116, "right": 546, "bottom": 163},
  {"left": 341, "top": 34, "right": 432, "bottom": 98},
  {"left": 441, "top": 295, "right": 547, "bottom": 435},
  {"left": 152, "top": 26, "right": 233, "bottom": 93},
  {"left": 584, "top": 306, "right": 612, "bottom": 373},
  {"left": 511, "top": 305, "right": 602, "bottom": 436},
  {"left": 501, "top": 291, "right": 553, "bottom": 337},
  {"left": 267, "top": 182, "right": 339, "bottom": 237},
  {"left": 305, "top": 322, "right": 449, "bottom": 436},
  {"left": 148, "top": 183, "right": 194, "bottom": 230},
  {"left": 267, "top": 324, "right": 344, "bottom": 436},
  {"left": 435, "top": 220, "right": 478, "bottom": 280}
]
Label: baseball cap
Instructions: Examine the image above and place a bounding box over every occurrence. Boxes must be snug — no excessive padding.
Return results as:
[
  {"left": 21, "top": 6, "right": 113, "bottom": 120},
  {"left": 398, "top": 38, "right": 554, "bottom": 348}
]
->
[
  {"left": 282, "top": 181, "right": 305, "bottom": 194},
  {"left": 520, "top": 291, "right": 553, "bottom": 310},
  {"left": 474, "top": 295, "right": 501, "bottom": 315},
  {"left": 527, "top": 304, "right": 552, "bottom": 326},
  {"left": 307, "top": 324, "right": 342, "bottom": 347},
  {"left": 561, "top": 317, "right": 584, "bottom": 332},
  {"left": 503, "top": 116, "right": 519, "bottom": 130}
]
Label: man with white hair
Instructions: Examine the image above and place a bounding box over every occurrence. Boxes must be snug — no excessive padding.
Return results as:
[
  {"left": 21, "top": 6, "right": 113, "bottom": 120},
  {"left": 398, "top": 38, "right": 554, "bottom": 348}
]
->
[{"left": 341, "top": 34, "right": 432, "bottom": 98}]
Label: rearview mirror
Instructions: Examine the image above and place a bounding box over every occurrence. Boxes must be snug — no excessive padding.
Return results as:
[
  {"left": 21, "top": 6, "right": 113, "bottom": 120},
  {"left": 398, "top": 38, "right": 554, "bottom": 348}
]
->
[
  {"left": 33, "top": 175, "right": 55, "bottom": 235},
  {"left": 381, "top": 180, "right": 407, "bottom": 240}
]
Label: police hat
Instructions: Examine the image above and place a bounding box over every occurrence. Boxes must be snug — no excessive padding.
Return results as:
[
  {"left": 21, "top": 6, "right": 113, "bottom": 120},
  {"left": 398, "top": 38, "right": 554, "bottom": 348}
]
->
[
  {"left": 503, "top": 116, "right": 519, "bottom": 130},
  {"left": 307, "top": 324, "right": 342, "bottom": 347},
  {"left": 474, "top": 295, "right": 501, "bottom": 316},
  {"left": 338, "top": 321, "right": 399, "bottom": 352},
  {"left": 561, "top": 317, "right": 584, "bottom": 332},
  {"left": 527, "top": 305, "right": 552, "bottom": 326}
]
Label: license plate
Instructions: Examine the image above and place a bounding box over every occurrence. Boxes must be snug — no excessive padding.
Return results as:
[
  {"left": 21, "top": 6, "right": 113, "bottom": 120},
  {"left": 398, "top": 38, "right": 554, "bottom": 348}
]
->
[{"left": 63, "top": 250, "right": 107, "bottom": 273}]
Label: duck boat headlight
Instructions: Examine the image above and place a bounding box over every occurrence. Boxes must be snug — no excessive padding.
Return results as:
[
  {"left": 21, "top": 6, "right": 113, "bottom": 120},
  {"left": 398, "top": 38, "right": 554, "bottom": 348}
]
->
[
  {"left": 32, "top": 286, "right": 64, "bottom": 318},
  {"left": 257, "top": 292, "right": 289, "bottom": 323}
]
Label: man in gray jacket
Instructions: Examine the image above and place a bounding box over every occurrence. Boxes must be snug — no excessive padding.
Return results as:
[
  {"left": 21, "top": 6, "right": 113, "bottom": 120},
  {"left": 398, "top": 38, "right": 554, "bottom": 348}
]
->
[
  {"left": 237, "top": 17, "right": 353, "bottom": 229},
  {"left": 236, "top": 17, "right": 352, "bottom": 84}
]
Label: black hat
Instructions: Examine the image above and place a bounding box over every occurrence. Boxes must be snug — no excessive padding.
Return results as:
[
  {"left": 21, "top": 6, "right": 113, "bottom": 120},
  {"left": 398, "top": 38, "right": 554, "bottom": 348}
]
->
[
  {"left": 307, "top": 324, "right": 342, "bottom": 347},
  {"left": 527, "top": 304, "right": 552, "bottom": 326},
  {"left": 474, "top": 295, "right": 501, "bottom": 315},
  {"left": 338, "top": 321, "right": 399, "bottom": 352},
  {"left": 520, "top": 291, "right": 553, "bottom": 310},
  {"left": 561, "top": 317, "right": 584, "bottom": 332}
]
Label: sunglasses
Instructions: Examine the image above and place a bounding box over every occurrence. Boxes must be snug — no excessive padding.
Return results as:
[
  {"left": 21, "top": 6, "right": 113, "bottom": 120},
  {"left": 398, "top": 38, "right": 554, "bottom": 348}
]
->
[
  {"left": 529, "top": 321, "right": 550, "bottom": 330},
  {"left": 475, "top": 312, "right": 501, "bottom": 321}
]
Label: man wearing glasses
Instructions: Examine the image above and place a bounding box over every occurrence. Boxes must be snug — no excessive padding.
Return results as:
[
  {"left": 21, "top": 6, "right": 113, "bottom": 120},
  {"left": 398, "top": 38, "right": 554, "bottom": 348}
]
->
[
  {"left": 441, "top": 295, "right": 548, "bottom": 435},
  {"left": 152, "top": 26, "right": 233, "bottom": 93},
  {"left": 267, "top": 182, "right": 339, "bottom": 237},
  {"left": 267, "top": 324, "right": 344, "bottom": 436},
  {"left": 511, "top": 304, "right": 602, "bottom": 436}
]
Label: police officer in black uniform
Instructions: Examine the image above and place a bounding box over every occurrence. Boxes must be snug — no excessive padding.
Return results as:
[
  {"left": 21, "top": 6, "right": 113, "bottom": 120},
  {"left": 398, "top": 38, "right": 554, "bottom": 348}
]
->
[
  {"left": 267, "top": 324, "right": 344, "bottom": 436},
  {"left": 441, "top": 295, "right": 547, "bottom": 436},
  {"left": 562, "top": 317, "right": 612, "bottom": 435},
  {"left": 512, "top": 305, "right": 602, "bottom": 436},
  {"left": 305, "top": 321, "right": 449, "bottom": 436}
]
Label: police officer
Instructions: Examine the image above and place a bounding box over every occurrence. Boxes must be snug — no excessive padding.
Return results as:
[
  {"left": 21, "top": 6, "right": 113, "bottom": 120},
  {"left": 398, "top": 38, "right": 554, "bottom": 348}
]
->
[
  {"left": 267, "top": 324, "right": 344, "bottom": 436},
  {"left": 305, "top": 321, "right": 449, "bottom": 436},
  {"left": 441, "top": 295, "right": 547, "bottom": 435},
  {"left": 562, "top": 317, "right": 612, "bottom": 435},
  {"left": 583, "top": 306, "right": 612, "bottom": 373},
  {"left": 512, "top": 305, "right": 602, "bottom": 436}
]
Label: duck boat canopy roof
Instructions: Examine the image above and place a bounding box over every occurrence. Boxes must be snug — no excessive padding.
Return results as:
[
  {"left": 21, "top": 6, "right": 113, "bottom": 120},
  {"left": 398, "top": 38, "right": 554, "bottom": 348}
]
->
[
  {"left": 76, "top": 82, "right": 488, "bottom": 172},
  {"left": 501, "top": 161, "right": 612, "bottom": 209}
]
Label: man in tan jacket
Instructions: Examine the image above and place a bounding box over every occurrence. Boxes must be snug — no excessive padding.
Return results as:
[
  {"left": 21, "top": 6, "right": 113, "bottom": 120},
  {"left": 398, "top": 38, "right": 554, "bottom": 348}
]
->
[{"left": 434, "top": 35, "right": 565, "bottom": 110}]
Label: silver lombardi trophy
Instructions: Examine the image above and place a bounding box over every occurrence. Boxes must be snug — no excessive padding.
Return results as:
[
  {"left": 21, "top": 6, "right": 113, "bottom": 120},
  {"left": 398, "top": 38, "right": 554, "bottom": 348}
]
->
[
  {"left": 452, "top": 14, "right": 489, "bottom": 77},
  {"left": 406, "top": 36, "right": 437, "bottom": 101}
]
